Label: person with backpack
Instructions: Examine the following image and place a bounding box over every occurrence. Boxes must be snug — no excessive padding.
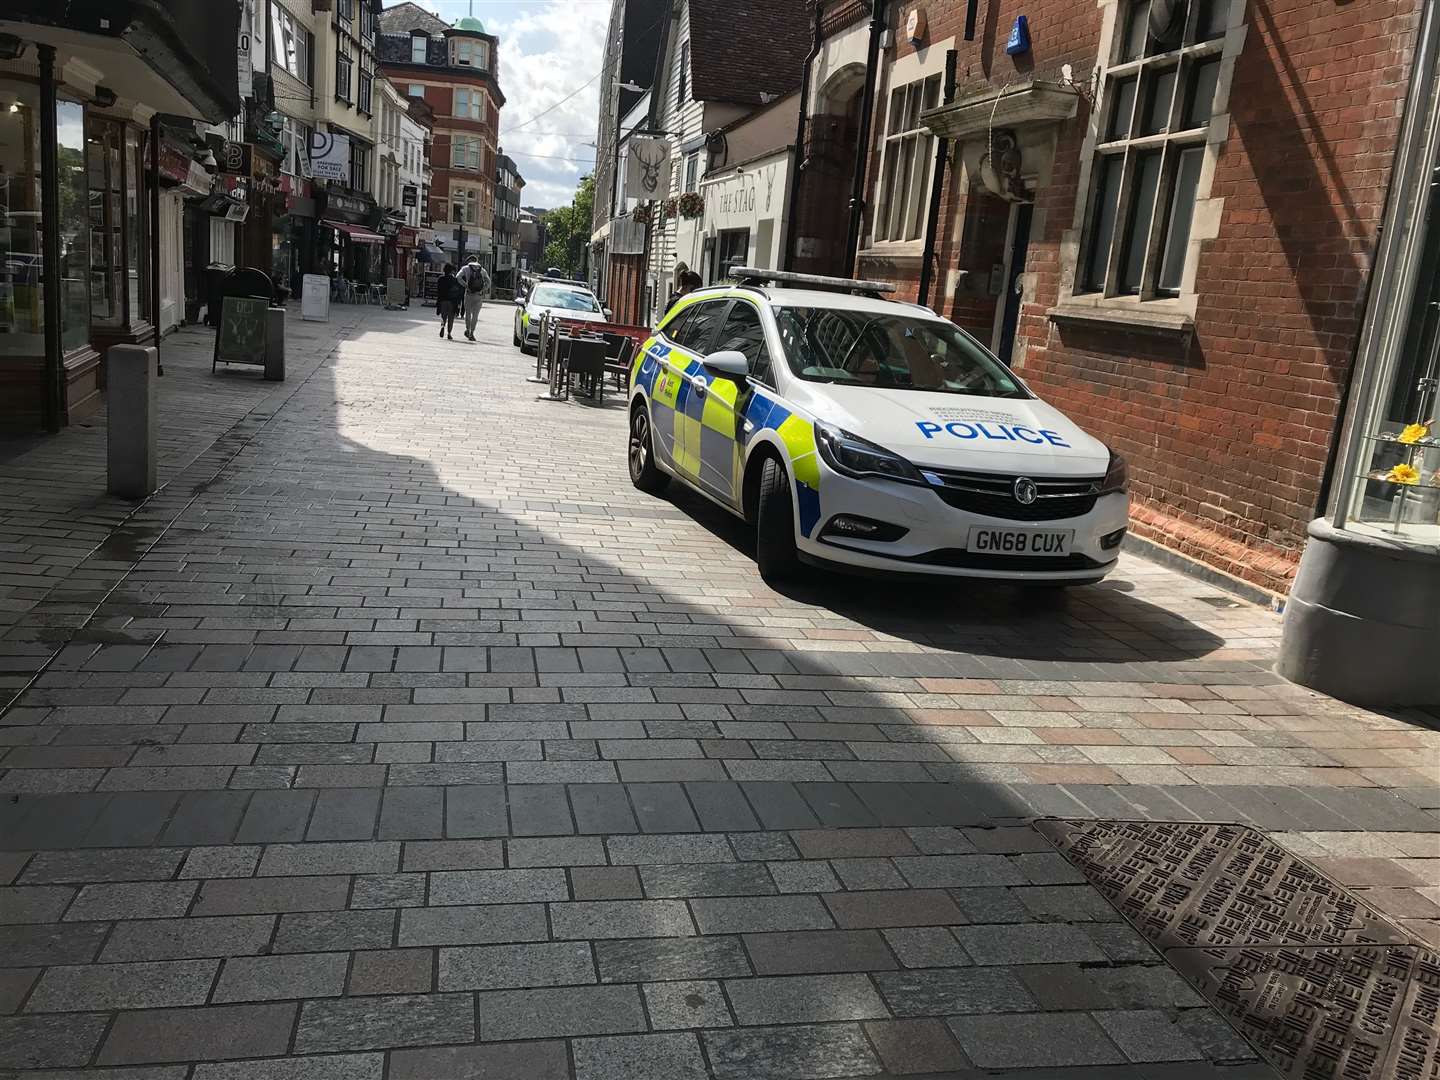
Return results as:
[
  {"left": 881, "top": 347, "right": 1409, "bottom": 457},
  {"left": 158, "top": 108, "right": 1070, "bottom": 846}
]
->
[
  {"left": 457, "top": 255, "right": 490, "bottom": 342},
  {"left": 436, "top": 263, "right": 462, "bottom": 340}
]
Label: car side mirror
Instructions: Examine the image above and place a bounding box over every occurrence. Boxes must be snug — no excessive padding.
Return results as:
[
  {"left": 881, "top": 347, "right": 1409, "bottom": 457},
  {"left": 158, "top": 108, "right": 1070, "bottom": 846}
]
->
[
  {"left": 514, "top": 297, "right": 525, "bottom": 307},
  {"left": 702, "top": 350, "right": 749, "bottom": 379},
  {"left": 603, "top": 307, "right": 613, "bottom": 320}
]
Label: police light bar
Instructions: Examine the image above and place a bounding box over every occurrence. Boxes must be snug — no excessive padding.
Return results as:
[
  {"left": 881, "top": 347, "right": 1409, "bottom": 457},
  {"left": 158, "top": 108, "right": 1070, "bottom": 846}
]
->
[{"left": 728, "top": 266, "right": 898, "bottom": 296}]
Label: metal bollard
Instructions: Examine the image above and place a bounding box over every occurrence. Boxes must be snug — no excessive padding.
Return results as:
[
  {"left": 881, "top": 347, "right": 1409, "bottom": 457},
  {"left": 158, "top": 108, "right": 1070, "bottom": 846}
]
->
[
  {"left": 265, "top": 307, "right": 286, "bottom": 381},
  {"left": 107, "top": 344, "right": 157, "bottom": 499}
]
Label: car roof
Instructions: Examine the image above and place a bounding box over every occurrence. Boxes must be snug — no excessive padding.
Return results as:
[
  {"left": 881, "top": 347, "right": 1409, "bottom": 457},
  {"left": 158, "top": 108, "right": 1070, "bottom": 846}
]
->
[{"left": 683, "top": 284, "right": 942, "bottom": 320}]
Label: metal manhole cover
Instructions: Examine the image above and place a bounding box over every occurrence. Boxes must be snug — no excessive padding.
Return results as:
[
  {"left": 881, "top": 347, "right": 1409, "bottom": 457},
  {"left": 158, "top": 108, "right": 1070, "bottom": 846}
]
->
[
  {"left": 1036, "top": 819, "right": 1438, "bottom": 1080},
  {"left": 1033, "top": 818, "right": 1407, "bottom": 948},
  {"left": 1167, "top": 943, "right": 1440, "bottom": 1080}
]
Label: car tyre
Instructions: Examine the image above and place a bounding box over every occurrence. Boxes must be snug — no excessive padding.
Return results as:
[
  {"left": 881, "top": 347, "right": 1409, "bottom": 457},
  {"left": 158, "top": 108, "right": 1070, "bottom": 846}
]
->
[
  {"left": 513, "top": 320, "right": 522, "bottom": 347},
  {"left": 755, "top": 456, "right": 802, "bottom": 583},
  {"left": 629, "top": 405, "right": 669, "bottom": 494}
]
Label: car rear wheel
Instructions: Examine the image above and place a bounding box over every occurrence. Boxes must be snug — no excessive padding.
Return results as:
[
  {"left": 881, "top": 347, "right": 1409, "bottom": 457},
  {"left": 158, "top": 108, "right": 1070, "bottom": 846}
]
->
[
  {"left": 629, "top": 406, "right": 668, "bottom": 494},
  {"left": 755, "top": 456, "right": 802, "bottom": 583}
]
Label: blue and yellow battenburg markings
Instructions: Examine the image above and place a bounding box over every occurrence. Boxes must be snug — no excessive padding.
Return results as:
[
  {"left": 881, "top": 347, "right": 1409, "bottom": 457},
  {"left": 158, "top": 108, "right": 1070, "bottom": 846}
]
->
[{"left": 634, "top": 336, "right": 823, "bottom": 537}]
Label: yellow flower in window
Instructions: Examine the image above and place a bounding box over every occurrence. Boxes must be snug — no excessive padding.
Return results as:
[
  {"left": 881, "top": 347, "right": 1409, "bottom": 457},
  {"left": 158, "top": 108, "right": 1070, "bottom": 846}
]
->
[
  {"left": 1397, "top": 423, "right": 1429, "bottom": 444},
  {"left": 1386, "top": 463, "right": 1421, "bottom": 485}
]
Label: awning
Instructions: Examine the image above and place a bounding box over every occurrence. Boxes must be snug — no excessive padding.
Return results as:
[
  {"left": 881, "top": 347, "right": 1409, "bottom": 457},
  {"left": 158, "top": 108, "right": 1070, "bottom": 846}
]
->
[{"left": 322, "top": 220, "right": 384, "bottom": 244}]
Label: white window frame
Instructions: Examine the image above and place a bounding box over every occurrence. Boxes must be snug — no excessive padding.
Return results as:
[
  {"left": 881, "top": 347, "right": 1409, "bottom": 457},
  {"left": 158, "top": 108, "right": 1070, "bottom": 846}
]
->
[
  {"left": 411, "top": 35, "right": 428, "bottom": 64},
  {"left": 270, "top": 3, "right": 310, "bottom": 85},
  {"left": 684, "top": 152, "right": 698, "bottom": 193},
  {"left": 451, "top": 135, "right": 481, "bottom": 171},
  {"left": 871, "top": 74, "right": 942, "bottom": 244},
  {"left": 1060, "top": 0, "right": 1246, "bottom": 318},
  {"left": 451, "top": 186, "right": 479, "bottom": 225},
  {"left": 453, "top": 87, "right": 485, "bottom": 121}
]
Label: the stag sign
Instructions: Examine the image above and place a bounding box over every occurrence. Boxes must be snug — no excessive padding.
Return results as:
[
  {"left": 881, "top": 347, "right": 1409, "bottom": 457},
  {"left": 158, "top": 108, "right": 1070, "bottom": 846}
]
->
[{"left": 624, "top": 137, "right": 672, "bottom": 202}]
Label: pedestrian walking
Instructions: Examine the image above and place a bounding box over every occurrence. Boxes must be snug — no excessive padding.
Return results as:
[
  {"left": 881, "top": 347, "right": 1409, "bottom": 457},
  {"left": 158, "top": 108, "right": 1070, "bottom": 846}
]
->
[
  {"left": 664, "top": 269, "right": 703, "bottom": 316},
  {"left": 436, "top": 264, "right": 462, "bottom": 340},
  {"left": 457, "top": 256, "right": 490, "bottom": 342}
]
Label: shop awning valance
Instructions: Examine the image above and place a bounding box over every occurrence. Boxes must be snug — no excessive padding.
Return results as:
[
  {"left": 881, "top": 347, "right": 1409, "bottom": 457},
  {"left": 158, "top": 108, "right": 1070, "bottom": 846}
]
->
[{"left": 322, "top": 220, "right": 384, "bottom": 244}]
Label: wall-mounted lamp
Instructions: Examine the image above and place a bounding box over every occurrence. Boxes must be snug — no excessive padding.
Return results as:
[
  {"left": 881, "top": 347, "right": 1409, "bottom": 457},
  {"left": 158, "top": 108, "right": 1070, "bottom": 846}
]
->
[
  {"left": 199, "top": 149, "right": 218, "bottom": 171},
  {"left": 617, "top": 81, "right": 647, "bottom": 93},
  {"left": 90, "top": 86, "right": 118, "bottom": 109},
  {"left": 0, "top": 34, "right": 27, "bottom": 60}
]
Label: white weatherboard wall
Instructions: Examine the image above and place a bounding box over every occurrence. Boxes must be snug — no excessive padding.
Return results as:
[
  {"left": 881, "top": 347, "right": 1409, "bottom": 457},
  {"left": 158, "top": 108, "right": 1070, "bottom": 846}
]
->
[{"left": 649, "top": 0, "right": 704, "bottom": 295}]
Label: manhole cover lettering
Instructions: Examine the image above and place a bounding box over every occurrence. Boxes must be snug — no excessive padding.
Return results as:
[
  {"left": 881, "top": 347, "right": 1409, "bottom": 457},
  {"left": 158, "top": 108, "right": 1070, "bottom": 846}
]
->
[{"left": 1037, "top": 819, "right": 1437, "bottom": 1080}]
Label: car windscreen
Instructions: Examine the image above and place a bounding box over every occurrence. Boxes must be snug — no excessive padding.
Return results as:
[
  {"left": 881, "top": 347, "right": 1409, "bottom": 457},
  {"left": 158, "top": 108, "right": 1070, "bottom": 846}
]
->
[
  {"left": 773, "top": 307, "right": 1030, "bottom": 399},
  {"left": 531, "top": 286, "right": 600, "bottom": 312}
]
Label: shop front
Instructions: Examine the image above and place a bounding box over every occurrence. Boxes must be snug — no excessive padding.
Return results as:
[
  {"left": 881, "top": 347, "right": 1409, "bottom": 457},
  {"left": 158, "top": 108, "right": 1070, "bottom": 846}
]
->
[
  {"left": 275, "top": 183, "right": 317, "bottom": 300},
  {"left": 319, "top": 187, "right": 383, "bottom": 288},
  {"left": 1280, "top": 4, "right": 1440, "bottom": 706},
  {"left": 0, "top": 4, "right": 241, "bottom": 429},
  {"left": 681, "top": 148, "right": 791, "bottom": 285},
  {"left": 155, "top": 138, "right": 214, "bottom": 334}
]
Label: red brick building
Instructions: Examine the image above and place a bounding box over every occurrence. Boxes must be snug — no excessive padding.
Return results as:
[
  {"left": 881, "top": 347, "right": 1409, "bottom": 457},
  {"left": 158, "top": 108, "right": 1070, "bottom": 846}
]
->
[
  {"left": 378, "top": 3, "right": 504, "bottom": 266},
  {"left": 794, "top": 0, "right": 1420, "bottom": 595}
]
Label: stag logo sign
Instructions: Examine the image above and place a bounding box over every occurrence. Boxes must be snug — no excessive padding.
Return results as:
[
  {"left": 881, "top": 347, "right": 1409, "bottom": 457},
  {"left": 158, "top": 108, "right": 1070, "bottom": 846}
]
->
[{"left": 624, "top": 137, "right": 672, "bottom": 202}]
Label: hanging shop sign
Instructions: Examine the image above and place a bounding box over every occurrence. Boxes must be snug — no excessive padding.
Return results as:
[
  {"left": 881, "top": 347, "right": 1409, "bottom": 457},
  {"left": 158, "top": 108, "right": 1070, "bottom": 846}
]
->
[
  {"left": 323, "top": 190, "right": 374, "bottom": 223},
  {"left": 624, "top": 136, "right": 672, "bottom": 201},
  {"left": 309, "top": 131, "right": 351, "bottom": 181},
  {"left": 402, "top": 185, "right": 418, "bottom": 208},
  {"left": 219, "top": 140, "right": 252, "bottom": 176}
]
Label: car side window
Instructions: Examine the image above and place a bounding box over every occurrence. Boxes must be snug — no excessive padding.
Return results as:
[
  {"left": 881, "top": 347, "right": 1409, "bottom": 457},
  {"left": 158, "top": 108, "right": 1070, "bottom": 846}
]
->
[
  {"left": 713, "top": 301, "right": 774, "bottom": 386},
  {"left": 673, "top": 300, "right": 728, "bottom": 355},
  {"left": 660, "top": 307, "right": 694, "bottom": 346}
]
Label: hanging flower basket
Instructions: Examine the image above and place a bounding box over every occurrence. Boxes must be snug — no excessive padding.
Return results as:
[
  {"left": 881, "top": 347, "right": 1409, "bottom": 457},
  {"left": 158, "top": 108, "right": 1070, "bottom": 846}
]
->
[
  {"left": 662, "top": 197, "right": 679, "bottom": 221},
  {"left": 678, "top": 192, "right": 704, "bottom": 220},
  {"left": 632, "top": 203, "right": 653, "bottom": 225}
]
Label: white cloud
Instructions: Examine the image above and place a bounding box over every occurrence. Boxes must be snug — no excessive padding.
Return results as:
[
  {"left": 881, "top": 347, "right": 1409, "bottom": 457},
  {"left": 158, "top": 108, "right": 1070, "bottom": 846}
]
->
[{"left": 414, "top": 1, "right": 608, "bottom": 208}]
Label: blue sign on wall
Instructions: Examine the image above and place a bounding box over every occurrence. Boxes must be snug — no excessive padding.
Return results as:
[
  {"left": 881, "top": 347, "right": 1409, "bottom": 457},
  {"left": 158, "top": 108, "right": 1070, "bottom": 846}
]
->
[{"left": 1006, "top": 15, "right": 1031, "bottom": 55}]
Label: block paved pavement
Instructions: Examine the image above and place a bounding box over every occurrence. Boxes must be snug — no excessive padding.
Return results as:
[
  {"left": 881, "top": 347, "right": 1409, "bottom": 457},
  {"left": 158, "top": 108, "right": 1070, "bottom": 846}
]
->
[{"left": 0, "top": 303, "right": 1434, "bottom": 1078}]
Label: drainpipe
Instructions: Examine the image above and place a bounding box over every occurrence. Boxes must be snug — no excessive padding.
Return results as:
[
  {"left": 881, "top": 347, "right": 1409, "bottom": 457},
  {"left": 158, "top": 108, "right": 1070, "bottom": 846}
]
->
[
  {"left": 39, "top": 45, "right": 62, "bottom": 433},
  {"left": 783, "top": 0, "right": 825, "bottom": 272},
  {"left": 150, "top": 115, "right": 164, "bottom": 376},
  {"left": 916, "top": 48, "right": 958, "bottom": 307},
  {"left": 844, "top": 0, "right": 890, "bottom": 273}
]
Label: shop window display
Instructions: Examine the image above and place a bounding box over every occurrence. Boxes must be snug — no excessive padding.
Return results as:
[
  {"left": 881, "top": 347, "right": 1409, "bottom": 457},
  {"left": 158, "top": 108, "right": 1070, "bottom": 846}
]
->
[{"left": 0, "top": 84, "right": 89, "bottom": 358}]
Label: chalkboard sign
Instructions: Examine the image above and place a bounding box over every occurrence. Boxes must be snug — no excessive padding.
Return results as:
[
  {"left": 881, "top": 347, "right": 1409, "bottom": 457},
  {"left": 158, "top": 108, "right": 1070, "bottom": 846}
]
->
[{"left": 215, "top": 296, "right": 268, "bottom": 368}]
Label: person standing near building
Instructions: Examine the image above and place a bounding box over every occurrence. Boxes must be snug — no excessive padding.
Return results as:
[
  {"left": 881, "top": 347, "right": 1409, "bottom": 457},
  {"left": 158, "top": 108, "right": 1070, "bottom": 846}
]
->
[
  {"left": 437, "top": 263, "right": 462, "bottom": 340},
  {"left": 457, "top": 255, "right": 490, "bottom": 342}
]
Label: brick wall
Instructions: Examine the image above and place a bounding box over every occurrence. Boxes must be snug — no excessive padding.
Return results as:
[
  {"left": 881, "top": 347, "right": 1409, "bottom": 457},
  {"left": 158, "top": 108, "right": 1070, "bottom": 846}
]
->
[{"left": 842, "top": 0, "right": 1419, "bottom": 594}]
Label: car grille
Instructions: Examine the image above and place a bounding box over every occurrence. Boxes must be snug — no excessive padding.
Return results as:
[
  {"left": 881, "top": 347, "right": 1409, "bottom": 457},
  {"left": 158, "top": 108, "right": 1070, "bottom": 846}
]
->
[
  {"left": 903, "top": 549, "right": 1110, "bottom": 572},
  {"left": 921, "top": 467, "right": 1104, "bottom": 522}
]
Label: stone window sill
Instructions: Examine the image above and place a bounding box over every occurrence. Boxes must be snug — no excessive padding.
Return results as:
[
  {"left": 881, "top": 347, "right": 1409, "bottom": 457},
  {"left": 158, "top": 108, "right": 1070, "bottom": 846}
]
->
[{"left": 1046, "top": 301, "right": 1194, "bottom": 338}]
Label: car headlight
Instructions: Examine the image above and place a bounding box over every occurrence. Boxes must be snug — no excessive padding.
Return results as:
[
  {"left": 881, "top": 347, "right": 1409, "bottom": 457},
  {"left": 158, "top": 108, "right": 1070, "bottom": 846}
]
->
[
  {"left": 1099, "top": 448, "right": 1128, "bottom": 495},
  {"left": 815, "top": 423, "right": 924, "bottom": 484}
]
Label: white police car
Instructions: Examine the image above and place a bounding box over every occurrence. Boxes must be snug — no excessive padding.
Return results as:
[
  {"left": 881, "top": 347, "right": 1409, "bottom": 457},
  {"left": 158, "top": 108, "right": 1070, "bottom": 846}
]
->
[
  {"left": 514, "top": 279, "right": 609, "bottom": 353},
  {"left": 627, "top": 268, "right": 1128, "bottom": 584}
]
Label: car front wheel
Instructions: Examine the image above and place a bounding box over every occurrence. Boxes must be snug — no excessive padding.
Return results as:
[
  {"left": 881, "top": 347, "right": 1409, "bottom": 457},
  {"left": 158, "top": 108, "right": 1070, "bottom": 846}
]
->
[
  {"left": 629, "top": 406, "right": 669, "bottom": 494},
  {"left": 513, "top": 318, "right": 521, "bottom": 346},
  {"left": 755, "top": 456, "right": 802, "bottom": 583}
]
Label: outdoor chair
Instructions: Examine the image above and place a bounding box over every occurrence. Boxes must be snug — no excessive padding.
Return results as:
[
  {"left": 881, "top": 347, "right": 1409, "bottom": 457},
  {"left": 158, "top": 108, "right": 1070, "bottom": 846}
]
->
[{"left": 565, "top": 339, "right": 610, "bottom": 404}]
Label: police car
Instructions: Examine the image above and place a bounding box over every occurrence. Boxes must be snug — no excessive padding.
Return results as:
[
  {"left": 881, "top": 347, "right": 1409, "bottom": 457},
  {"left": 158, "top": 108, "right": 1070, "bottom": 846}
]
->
[
  {"left": 626, "top": 268, "right": 1128, "bottom": 584},
  {"left": 513, "top": 279, "right": 610, "bottom": 353}
]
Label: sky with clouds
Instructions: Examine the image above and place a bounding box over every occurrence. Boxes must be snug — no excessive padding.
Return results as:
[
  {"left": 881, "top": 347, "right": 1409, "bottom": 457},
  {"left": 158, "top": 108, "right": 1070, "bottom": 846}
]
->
[{"left": 412, "top": 0, "right": 612, "bottom": 209}]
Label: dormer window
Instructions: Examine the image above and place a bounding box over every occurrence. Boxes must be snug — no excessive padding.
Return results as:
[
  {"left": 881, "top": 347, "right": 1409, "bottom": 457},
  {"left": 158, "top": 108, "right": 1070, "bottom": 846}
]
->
[{"left": 410, "top": 34, "right": 428, "bottom": 64}]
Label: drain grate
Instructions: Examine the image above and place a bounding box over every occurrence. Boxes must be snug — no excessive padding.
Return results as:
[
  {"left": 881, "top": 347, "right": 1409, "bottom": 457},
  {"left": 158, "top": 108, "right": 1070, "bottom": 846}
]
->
[{"left": 1036, "top": 819, "right": 1440, "bottom": 1080}]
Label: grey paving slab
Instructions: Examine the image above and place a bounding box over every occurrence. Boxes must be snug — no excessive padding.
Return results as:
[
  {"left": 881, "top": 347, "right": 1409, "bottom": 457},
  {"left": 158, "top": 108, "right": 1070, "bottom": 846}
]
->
[
  {"left": 595, "top": 935, "right": 753, "bottom": 982},
  {"left": 190, "top": 876, "right": 350, "bottom": 917},
  {"left": 0, "top": 886, "right": 73, "bottom": 925},
  {"left": 864, "top": 1017, "right": 969, "bottom": 1074},
  {"left": 258, "top": 841, "right": 400, "bottom": 877},
  {"left": 98, "top": 1002, "right": 297, "bottom": 1064},
  {"left": 725, "top": 972, "right": 889, "bottom": 1025},
  {"left": 0, "top": 922, "right": 110, "bottom": 966},
  {"left": 640, "top": 862, "right": 776, "bottom": 898},
  {"left": 571, "top": 865, "right": 643, "bottom": 900},
  {"left": 475, "top": 984, "right": 647, "bottom": 1040},
  {"left": 101, "top": 915, "right": 277, "bottom": 962},
  {"left": 348, "top": 947, "right": 434, "bottom": 995},
  {"left": 607, "top": 833, "right": 734, "bottom": 864},
  {"left": 550, "top": 898, "right": 696, "bottom": 938},
  {"left": 506, "top": 783, "right": 574, "bottom": 835},
  {"left": 212, "top": 952, "right": 350, "bottom": 1002},
  {"left": 743, "top": 929, "right": 898, "bottom": 975},
  {"left": 1094, "top": 1008, "right": 1207, "bottom": 1061},
  {"left": 397, "top": 903, "right": 549, "bottom": 946},
  {"left": 438, "top": 941, "right": 595, "bottom": 990},
  {"left": 377, "top": 786, "right": 444, "bottom": 839},
  {"left": 948, "top": 1012, "right": 1126, "bottom": 1068},
  {"left": 690, "top": 894, "right": 835, "bottom": 934},
  {"left": 875, "top": 966, "right": 1035, "bottom": 1016},
  {"left": 162, "top": 791, "right": 253, "bottom": 846},
  {"left": 429, "top": 867, "right": 569, "bottom": 905},
  {"left": 193, "top": 1054, "right": 386, "bottom": 1080},
  {"left": 643, "top": 979, "right": 734, "bottom": 1029},
  {"left": 272, "top": 910, "right": 396, "bottom": 953},
  {"left": 0, "top": 1013, "right": 110, "bottom": 1069},
  {"left": 572, "top": 1032, "right": 710, "bottom": 1080},
  {"left": 823, "top": 888, "right": 965, "bottom": 928},
  {"left": 704, "top": 1023, "right": 880, "bottom": 1079},
  {"left": 293, "top": 992, "right": 475, "bottom": 1053},
  {"left": 304, "top": 788, "right": 382, "bottom": 841},
  {"left": 569, "top": 782, "right": 640, "bottom": 834},
  {"left": 402, "top": 838, "right": 505, "bottom": 871},
  {"left": 64, "top": 881, "right": 197, "bottom": 921},
  {"left": 389, "top": 1041, "right": 571, "bottom": 1080},
  {"left": 25, "top": 958, "right": 218, "bottom": 1011},
  {"left": 21, "top": 848, "right": 184, "bottom": 883}
]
